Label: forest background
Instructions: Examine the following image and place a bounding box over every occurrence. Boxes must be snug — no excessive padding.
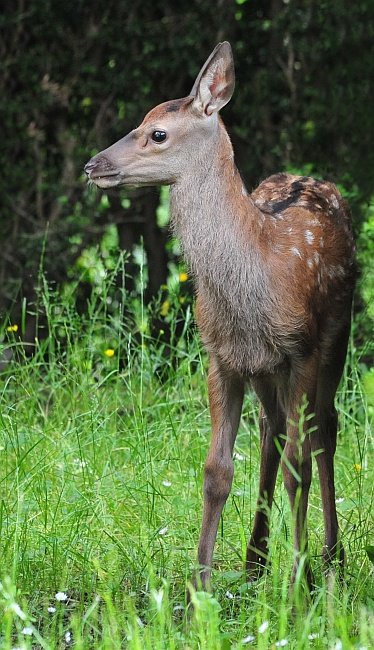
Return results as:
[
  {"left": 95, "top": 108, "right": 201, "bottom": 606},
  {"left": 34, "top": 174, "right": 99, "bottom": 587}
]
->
[{"left": 1, "top": 0, "right": 374, "bottom": 366}]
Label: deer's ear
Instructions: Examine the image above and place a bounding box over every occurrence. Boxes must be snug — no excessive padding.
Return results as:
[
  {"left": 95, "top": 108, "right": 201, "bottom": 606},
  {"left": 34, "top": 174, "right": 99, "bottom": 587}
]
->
[{"left": 190, "top": 42, "right": 235, "bottom": 116}]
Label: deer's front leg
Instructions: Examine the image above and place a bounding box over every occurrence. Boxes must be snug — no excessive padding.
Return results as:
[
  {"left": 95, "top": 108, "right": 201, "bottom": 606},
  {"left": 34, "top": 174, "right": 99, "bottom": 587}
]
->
[{"left": 195, "top": 356, "right": 244, "bottom": 591}]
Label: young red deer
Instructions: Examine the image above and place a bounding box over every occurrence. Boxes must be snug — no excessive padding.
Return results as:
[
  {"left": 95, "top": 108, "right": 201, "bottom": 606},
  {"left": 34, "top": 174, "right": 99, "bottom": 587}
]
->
[{"left": 85, "top": 43, "right": 356, "bottom": 592}]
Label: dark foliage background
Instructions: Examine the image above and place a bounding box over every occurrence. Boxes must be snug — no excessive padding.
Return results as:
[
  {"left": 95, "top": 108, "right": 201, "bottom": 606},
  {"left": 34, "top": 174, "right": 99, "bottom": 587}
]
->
[{"left": 1, "top": 0, "right": 373, "bottom": 354}]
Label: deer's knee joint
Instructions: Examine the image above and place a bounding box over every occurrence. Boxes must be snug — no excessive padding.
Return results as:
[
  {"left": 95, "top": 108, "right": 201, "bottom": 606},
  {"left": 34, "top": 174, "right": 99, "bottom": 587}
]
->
[{"left": 204, "top": 457, "right": 234, "bottom": 502}]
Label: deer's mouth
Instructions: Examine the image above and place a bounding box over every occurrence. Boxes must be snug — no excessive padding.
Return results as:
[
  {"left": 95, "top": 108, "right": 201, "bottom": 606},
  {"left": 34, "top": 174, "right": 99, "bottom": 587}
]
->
[{"left": 84, "top": 158, "right": 123, "bottom": 188}]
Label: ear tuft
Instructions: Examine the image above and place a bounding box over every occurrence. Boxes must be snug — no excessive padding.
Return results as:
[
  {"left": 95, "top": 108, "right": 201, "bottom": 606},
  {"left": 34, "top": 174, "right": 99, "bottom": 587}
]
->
[{"left": 190, "top": 42, "right": 235, "bottom": 116}]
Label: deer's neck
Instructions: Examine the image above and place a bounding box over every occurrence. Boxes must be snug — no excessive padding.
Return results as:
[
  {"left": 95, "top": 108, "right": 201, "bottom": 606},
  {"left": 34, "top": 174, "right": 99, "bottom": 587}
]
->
[
  {"left": 169, "top": 123, "right": 286, "bottom": 375},
  {"left": 169, "top": 123, "right": 264, "bottom": 293}
]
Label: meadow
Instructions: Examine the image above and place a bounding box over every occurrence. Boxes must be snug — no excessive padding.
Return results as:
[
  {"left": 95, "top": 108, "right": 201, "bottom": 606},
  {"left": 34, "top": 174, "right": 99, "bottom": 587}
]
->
[{"left": 0, "top": 259, "right": 373, "bottom": 649}]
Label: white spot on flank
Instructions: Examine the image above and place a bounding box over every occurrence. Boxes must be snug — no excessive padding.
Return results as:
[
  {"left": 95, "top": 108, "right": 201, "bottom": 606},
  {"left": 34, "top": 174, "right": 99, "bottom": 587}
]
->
[
  {"left": 308, "top": 218, "right": 320, "bottom": 227},
  {"left": 305, "top": 230, "right": 314, "bottom": 244},
  {"left": 313, "top": 251, "right": 320, "bottom": 265},
  {"left": 291, "top": 247, "right": 302, "bottom": 259},
  {"left": 307, "top": 258, "right": 314, "bottom": 269}
]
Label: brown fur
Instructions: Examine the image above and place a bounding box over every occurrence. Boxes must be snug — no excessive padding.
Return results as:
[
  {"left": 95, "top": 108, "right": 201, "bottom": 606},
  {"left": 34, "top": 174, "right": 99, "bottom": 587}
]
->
[{"left": 85, "top": 42, "right": 357, "bottom": 595}]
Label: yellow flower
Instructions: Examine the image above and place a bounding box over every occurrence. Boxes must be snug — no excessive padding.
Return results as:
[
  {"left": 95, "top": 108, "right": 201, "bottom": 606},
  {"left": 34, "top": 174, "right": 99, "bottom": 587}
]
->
[
  {"left": 160, "top": 300, "right": 170, "bottom": 317},
  {"left": 179, "top": 272, "right": 188, "bottom": 283},
  {"left": 353, "top": 463, "right": 361, "bottom": 472},
  {"left": 7, "top": 324, "right": 18, "bottom": 332},
  {"left": 104, "top": 348, "right": 115, "bottom": 357}
]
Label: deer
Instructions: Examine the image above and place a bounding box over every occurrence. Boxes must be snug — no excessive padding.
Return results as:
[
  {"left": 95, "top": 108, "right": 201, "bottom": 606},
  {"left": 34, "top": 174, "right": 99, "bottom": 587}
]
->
[{"left": 85, "top": 42, "right": 356, "bottom": 595}]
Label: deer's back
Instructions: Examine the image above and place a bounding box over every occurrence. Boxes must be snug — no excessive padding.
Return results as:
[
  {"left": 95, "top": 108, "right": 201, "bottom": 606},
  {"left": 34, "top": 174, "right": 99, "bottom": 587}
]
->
[{"left": 195, "top": 173, "right": 356, "bottom": 378}]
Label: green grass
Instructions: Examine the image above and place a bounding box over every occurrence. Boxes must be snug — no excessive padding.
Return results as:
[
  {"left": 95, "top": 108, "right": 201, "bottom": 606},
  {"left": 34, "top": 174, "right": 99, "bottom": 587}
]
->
[{"left": 0, "top": 266, "right": 373, "bottom": 649}]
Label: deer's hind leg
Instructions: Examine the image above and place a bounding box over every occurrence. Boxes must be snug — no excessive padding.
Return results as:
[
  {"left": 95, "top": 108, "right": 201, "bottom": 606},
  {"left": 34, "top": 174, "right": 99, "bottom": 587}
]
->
[
  {"left": 246, "top": 376, "right": 286, "bottom": 579},
  {"left": 281, "top": 352, "right": 321, "bottom": 591},
  {"left": 311, "top": 322, "right": 351, "bottom": 578}
]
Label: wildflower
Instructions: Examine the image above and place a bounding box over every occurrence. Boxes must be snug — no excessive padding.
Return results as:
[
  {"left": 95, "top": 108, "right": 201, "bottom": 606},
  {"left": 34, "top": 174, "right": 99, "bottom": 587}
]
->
[
  {"left": 241, "top": 635, "right": 255, "bottom": 644},
  {"left": 65, "top": 630, "right": 72, "bottom": 643},
  {"left": 331, "top": 641, "right": 342, "bottom": 650},
  {"left": 160, "top": 300, "right": 170, "bottom": 317},
  {"left": 353, "top": 463, "right": 361, "bottom": 472},
  {"left": 104, "top": 348, "right": 115, "bottom": 357},
  {"left": 21, "top": 627, "right": 33, "bottom": 636},
  {"left": 55, "top": 591, "right": 68, "bottom": 602},
  {"left": 234, "top": 452, "right": 244, "bottom": 461},
  {"left": 258, "top": 621, "right": 269, "bottom": 634},
  {"left": 308, "top": 633, "right": 319, "bottom": 640},
  {"left": 158, "top": 526, "right": 168, "bottom": 535},
  {"left": 275, "top": 640, "right": 288, "bottom": 647},
  {"left": 162, "top": 480, "right": 172, "bottom": 487},
  {"left": 179, "top": 272, "right": 188, "bottom": 282},
  {"left": 7, "top": 324, "right": 18, "bottom": 332},
  {"left": 48, "top": 606, "right": 56, "bottom": 613},
  {"left": 226, "top": 590, "right": 234, "bottom": 599}
]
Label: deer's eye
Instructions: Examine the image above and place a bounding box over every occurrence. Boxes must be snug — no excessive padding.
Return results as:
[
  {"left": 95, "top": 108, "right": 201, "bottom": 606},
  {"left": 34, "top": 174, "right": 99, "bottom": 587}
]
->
[{"left": 151, "top": 130, "right": 167, "bottom": 143}]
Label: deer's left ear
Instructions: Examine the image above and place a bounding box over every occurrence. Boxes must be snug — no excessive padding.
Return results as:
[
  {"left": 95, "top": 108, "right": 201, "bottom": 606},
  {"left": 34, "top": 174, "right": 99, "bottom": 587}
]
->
[{"left": 190, "top": 42, "right": 235, "bottom": 116}]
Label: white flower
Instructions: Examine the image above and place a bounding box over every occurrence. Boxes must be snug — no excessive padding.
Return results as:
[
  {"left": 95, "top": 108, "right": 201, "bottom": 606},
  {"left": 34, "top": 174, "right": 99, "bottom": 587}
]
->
[
  {"left": 226, "top": 590, "right": 234, "bottom": 599},
  {"left": 55, "top": 591, "right": 68, "bottom": 601},
  {"left": 21, "top": 627, "right": 33, "bottom": 636},
  {"left": 241, "top": 635, "right": 255, "bottom": 644},
  {"left": 48, "top": 606, "right": 56, "bottom": 613},
  {"left": 331, "top": 642, "right": 342, "bottom": 650},
  {"left": 158, "top": 526, "right": 168, "bottom": 535},
  {"left": 258, "top": 621, "right": 269, "bottom": 634},
  {"left": 234, "top": 452, "right": 244, "bottom": 460},
  {"left": 275, "top": 640, "right": 288, "bottom": 647},
  {"left": 308, "top": 633, "right": 319, "bottom": 640},
  {"left": 65, "top": 630, "right": 72, "bottom": 643},
  {"left": 162, "top": 480, "right": 172, "bottom": 487}
]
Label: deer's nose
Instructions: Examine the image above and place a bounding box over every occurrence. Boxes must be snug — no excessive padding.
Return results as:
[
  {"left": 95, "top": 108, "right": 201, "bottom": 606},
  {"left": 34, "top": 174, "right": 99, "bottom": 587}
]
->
[{"left": 84, "top": 159, "right": 98, "bottom": 177}]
